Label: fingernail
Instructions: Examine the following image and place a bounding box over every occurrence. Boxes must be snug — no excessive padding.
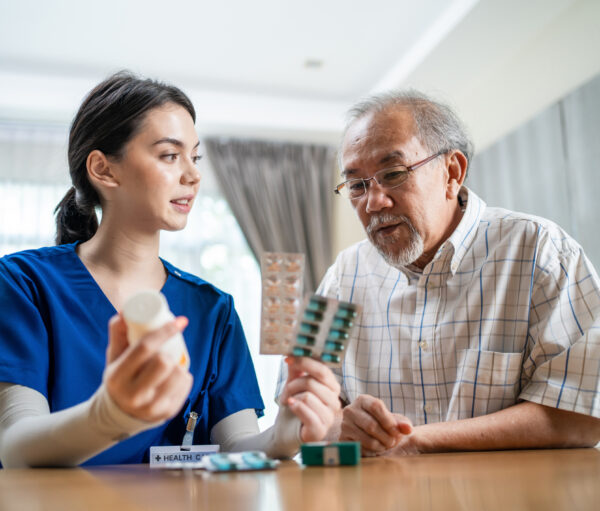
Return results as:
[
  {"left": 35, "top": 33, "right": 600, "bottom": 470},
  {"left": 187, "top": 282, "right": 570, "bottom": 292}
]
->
[
  {"left": 397, "top": 423, "right": 412, "bottom": 435},
  {"left": 287, "top": 397, "right": 296, "bottom": 406},
  {"left": 175, "top": 316, "right": 189, "bottom": 330},
  {"left": 284, "top": 356, "right": 292, "bottom": 365}
]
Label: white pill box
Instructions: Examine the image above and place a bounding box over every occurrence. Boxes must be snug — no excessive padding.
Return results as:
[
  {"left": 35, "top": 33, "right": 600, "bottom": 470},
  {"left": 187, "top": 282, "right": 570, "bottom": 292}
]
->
[{"left": 122, "top": 290, "right": 190, "bottom": 370}]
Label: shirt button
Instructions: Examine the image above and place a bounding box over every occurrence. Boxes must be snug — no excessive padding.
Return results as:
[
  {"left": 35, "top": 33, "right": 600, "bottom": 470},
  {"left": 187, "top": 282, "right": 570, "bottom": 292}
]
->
[
  {"left": 424, "top": 403, "right": 433, "bottom": 413},
  {"left": 419, "top": 340, "right": 428, "bottom": 350},
  {"left": 450, "top": 261, "right": 458, "bottom": 272}
]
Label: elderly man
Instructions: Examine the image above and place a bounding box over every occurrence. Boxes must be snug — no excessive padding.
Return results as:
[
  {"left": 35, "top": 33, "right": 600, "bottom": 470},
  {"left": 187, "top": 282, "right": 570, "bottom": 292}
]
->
[{"left": 279, "top": 91, "right": 600, "bottom": 455}]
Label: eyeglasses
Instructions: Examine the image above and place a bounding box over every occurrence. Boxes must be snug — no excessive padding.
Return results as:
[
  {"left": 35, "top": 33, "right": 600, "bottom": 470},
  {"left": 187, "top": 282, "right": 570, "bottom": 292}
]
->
[{"left": 334, "top": 150, "right": 447, "bottom": 200}]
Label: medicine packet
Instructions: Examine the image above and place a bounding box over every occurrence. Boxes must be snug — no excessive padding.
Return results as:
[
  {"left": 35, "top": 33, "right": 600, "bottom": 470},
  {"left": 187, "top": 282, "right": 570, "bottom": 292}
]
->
[
  {"left": 301, "top": 442, "right": 361, "bottom": 466},
  {"left": 260, "top": 252, "right": 305, "bottom": 355},
  {"left": 202, "top": 451, "right": 279, "bottom": 472},
  {"left": 259, "top": 252, "right": 360, "bottom": 366}
]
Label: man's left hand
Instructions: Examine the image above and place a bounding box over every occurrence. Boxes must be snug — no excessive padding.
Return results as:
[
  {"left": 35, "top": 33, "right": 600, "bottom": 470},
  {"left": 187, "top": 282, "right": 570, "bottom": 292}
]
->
[{"left": 340, "top": 394, "right": 413, "bottom": 456}]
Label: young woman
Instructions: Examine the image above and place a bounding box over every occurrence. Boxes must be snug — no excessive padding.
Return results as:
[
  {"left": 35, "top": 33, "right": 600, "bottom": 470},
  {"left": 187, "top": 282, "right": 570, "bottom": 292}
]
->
[{"left": 0, "top": 72, "right": 340, "bottom": 467}]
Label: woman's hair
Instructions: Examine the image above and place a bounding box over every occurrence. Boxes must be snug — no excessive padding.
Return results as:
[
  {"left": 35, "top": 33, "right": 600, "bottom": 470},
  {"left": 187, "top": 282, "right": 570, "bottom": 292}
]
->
[{"left": 54, "top": 71, "right": 196, "bottom": 245}]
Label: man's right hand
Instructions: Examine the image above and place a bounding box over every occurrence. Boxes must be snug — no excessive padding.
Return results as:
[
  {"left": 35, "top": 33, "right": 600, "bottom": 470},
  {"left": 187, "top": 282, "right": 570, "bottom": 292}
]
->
[{"left": 340, "top": 394, "right": 413, "bottom": 456}]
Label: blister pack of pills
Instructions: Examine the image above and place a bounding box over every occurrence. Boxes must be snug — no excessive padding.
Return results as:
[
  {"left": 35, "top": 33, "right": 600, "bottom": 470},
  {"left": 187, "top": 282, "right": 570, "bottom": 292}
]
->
[
  {"left": 259, "top": 252, "right": 360, "bottom": 366},
  {"left": 202, "top": 451, "right": 279, "bottom": 472},
  {"left": 292, "top": 295, "right": 359, "bottom": 366},
  {"left": 260, "top": 252, "right": 305, "bottom": 355}
]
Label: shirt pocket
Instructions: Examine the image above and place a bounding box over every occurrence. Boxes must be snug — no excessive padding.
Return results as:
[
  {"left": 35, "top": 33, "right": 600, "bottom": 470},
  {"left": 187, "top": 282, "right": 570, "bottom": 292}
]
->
[{"left": 449, "top": 349, "right": 523, "bottom": 419}]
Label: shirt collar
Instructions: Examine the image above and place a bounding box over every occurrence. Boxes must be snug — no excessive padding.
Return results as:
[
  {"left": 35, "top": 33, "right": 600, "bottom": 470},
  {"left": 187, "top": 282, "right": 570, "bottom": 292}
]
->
[{"left": 438, "top": 186, "right": 486, "bottom": 275}]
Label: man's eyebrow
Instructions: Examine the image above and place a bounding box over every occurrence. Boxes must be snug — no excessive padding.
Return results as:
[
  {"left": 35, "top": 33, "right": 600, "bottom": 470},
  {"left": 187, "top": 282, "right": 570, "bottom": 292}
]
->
[
  {"left": 341, "top": 150, "right": 407, "bottom": 177},
  {"left": 152, "top": 138, "right": 201, "bottom": 149},
  {"left": 379, "top": 150, "right": 406, "bottom": 165}
]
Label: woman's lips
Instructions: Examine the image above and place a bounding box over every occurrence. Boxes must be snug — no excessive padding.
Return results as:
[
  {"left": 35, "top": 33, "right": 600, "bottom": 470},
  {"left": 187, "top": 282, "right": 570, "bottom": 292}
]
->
[{"left": 170, "top": 197, "right": 193, "bottom": 213}]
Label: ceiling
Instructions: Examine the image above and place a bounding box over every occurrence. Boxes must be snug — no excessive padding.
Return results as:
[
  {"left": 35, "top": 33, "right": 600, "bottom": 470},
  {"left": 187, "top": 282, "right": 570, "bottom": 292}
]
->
[{"left": 1, "top": 0, "right": 599, "bottom": 151}]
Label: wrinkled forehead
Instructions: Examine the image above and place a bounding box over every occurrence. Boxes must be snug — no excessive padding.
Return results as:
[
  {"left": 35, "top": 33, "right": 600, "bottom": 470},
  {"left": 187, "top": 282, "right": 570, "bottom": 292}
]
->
[{"left": 340, "top": 108, "right": 421, "bottom": 174}]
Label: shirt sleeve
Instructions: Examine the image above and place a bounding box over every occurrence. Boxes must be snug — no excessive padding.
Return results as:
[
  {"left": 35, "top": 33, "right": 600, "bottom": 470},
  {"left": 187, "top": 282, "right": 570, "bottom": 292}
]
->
[
  {"left": 210, "top": 406, "right": 301, "bottom": 459},
  {"left": 0, "top": 382, "right": 163, "bottom": 468},
  {"left": 519, "top": 243, "right": 600, "bottom": 418},
  {"left": 316, "top": 261, "right": 342, "bottom": 299},
  {"left": 0, "top": 259, "right": 50, "bottom": 396},
  {"left": 206, "top": 295, "right": 265, "bottom": 431}
]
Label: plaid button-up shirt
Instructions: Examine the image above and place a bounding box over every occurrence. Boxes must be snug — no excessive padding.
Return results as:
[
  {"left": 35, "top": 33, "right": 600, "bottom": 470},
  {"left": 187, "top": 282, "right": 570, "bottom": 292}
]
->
[{"left": 277, "top": 187, "right": 600, "bottom": 425}]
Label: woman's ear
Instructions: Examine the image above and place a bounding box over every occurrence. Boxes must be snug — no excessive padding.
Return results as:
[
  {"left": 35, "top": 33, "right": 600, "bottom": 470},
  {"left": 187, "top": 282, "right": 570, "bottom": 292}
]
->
[
  {"left": 445, "top": 150, "right": 468, "bottom": 200},
  {"left": 87, "top": 150, "right": 119, "bottom": 190}
]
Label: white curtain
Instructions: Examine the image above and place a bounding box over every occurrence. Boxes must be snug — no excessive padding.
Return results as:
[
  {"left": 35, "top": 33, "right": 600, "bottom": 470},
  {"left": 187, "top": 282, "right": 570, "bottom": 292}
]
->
[
  {"left": 0, "top": 122, "right": 278, "bottom": 429},
  {"left": 468, "top": 72, "right": 600, "bottom": 270}
]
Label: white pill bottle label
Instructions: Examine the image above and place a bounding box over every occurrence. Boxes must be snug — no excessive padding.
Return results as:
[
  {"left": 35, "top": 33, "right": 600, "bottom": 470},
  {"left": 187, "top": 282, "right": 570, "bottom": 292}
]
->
[{"left": 122, "top": 290, "right": 190, "bottom": 370}]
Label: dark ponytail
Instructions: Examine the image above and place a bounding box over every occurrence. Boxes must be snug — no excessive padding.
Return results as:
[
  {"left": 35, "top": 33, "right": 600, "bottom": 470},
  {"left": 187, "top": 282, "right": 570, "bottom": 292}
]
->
[
  {"left": 54, "top": 187, "right": 99, "bottom": 245},
  {"left": 54, "top": 71, "right": 195, "bottom": 245}
]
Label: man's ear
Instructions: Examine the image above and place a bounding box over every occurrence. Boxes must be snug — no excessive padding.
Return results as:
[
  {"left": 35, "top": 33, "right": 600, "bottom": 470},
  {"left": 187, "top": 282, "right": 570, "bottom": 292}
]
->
[
  {"left": 86, "top": 150, "right": 119, "bottom": 190},
  {"left": 445, "top": 150, "right": 467, "bottom": 200}
]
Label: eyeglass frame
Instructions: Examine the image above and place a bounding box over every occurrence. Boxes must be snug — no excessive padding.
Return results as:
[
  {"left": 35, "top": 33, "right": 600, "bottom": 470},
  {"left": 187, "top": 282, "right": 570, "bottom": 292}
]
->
[{"left": 334, "top": 150, "right": 448, "bottom": 200}]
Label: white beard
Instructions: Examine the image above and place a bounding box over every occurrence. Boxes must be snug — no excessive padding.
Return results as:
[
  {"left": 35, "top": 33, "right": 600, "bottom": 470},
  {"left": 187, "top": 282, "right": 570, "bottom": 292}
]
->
[{"left": 366, "top": 213, "right": 424, "bottom": 268}]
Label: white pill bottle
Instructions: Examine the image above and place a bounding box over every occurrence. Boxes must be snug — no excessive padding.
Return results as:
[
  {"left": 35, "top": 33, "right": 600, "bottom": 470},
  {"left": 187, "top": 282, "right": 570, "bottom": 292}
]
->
[{"left": 122, "top": 290, "right": 190, "bottom": 370}]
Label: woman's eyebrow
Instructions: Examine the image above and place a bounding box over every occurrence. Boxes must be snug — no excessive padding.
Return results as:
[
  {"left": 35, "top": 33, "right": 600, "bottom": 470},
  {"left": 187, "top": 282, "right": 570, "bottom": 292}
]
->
[{"left": 152, "top": 138, "right": 200, "bottom": 149}]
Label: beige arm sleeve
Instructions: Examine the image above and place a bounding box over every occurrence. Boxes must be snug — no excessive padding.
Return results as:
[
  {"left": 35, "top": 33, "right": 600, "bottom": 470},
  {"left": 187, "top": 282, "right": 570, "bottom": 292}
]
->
[
  {"left": 210, "top": 406, "right": 302, "bottom": 459},
  {"left": 0, "top": 382, "right": 162, "bottom": 468}
]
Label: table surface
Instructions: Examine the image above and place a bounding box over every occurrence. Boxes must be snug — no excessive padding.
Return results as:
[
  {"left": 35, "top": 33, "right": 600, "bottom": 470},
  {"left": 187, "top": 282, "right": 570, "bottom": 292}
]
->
[{"left": 1, "top": 448, "right": 599, "bottom": 511}]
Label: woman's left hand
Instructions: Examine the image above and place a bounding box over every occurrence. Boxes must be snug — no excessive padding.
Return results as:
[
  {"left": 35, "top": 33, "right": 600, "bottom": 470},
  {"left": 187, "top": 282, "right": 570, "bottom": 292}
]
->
[{"left": 279, "top": 356, "right": 341, "bottom": 442}]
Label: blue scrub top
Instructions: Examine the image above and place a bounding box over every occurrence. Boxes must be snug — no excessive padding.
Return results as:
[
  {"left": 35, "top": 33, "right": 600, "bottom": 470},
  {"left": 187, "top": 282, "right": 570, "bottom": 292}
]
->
[{"left": 0, "top": 243, "right": 264, "bottom": 466}]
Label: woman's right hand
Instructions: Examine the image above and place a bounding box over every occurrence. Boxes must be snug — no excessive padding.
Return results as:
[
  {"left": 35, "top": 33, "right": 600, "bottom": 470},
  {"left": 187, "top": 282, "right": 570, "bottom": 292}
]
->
[
  {"left": 279, "top": 356, "right": 342, "bottom": 442},
  {"left": 102, "top": 314, "right": 193, "bottom": 423}
]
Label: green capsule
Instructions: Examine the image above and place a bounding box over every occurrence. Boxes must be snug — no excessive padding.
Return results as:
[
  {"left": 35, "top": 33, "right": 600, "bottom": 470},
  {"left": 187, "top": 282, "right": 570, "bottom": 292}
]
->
[
  {"left": 320, "top": 353, "right": 340, "bottom": 364},
  {"left": 307, "top": 296, "right": 328, "bottom": 312},
  {"left": 325, "top": 341, "right": 344, "bottom": 352},
  {"left": 335, "top": 306, "right": 358, "bottom": 319},
  {"left": 332, "top": 317, "right": 353, "bottom": 329},
  {"left": 296, "top": 334, "right": 315, "bottom": 346},
  {"left": 300, "top": 322, "right": 319, "bottom": 334},
  {"left": 209, "top": 454, "right": 235, "bottom": 471},
  {"left": 327, "top": 329, "right": 349, "bottom": 341},
  {"left": 303, "top": 310, "right": 324, "bottom": 322},
  {"left": 292, "top": 347, "right": 312, "bottom": 357}
]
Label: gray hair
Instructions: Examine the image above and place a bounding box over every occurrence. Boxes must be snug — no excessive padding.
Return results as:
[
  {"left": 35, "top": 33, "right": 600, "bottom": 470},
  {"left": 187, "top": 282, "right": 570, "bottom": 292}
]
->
[{"left": 340, "top": 90, "right": 474, "bottom": 175}]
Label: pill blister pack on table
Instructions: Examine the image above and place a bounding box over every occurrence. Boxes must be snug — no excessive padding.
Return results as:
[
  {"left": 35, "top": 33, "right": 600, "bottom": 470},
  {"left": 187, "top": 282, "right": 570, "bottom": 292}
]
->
[
  {"left": 259, "top": 252, "right": 360, "bottom": 366},
  {"left": 155, "top": 451, "right": 279, "bottom": 472},
  {"left": 202, "top": 451, "right": 279, "bottom": 472}
]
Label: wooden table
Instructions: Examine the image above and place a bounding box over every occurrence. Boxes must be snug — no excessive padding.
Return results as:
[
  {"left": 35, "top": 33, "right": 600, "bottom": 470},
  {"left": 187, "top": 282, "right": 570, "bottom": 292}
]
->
[{"left": 1, "top": 449, "right": 598, "bottom": 511}]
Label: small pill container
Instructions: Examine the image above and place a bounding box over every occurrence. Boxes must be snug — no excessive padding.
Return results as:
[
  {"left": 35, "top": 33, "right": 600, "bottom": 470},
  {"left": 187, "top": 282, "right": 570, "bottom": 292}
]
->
[{"left": 122, "top": 290, "right": 190, "bottom": 370}]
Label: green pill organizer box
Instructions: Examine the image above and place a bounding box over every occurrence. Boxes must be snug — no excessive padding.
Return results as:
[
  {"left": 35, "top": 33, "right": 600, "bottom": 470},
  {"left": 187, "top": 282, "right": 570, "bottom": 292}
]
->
[{"left": 301, "top": 441, "right": 361, "bottom": 466}]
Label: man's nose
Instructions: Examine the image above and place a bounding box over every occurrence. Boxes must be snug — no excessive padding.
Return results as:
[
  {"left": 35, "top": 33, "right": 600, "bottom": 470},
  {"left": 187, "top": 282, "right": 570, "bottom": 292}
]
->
[{"left": 365, "top": 181, "right": 394, "bottom": 213}]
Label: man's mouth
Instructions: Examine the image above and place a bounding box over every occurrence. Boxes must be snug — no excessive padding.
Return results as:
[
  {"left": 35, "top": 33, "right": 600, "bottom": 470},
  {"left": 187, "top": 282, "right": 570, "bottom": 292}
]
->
[
  {"left": 375, "top": 222, "right": 402, "bottom": 235},
  {"left": 171, "top": 198, "right": 191, "bottom": 205}
]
